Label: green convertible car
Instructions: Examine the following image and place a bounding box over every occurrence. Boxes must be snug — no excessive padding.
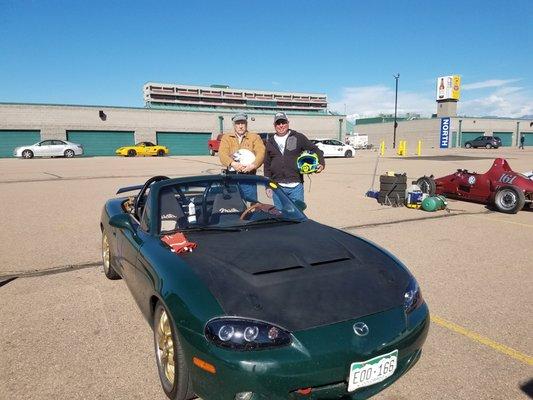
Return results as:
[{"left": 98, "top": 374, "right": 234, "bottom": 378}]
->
[{"left": 100, "top": 174, "right": 429, "bottom": 400}]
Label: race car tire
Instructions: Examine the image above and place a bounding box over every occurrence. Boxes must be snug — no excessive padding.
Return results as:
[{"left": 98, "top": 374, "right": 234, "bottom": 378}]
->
[
  {"left": 494, "top": 186, "right": 525, "bottom": 214},
  {"left": 485, "top": 144, "right": 492, "bottom": 149},
  {"left": 153, "top": 301, "right": 194, "bottom": 400},
  {"left": 380, "top": 183, "right": 407, "bottom": 191},
  {"left": 416, "top": 176, "right": 437, "bottom": 196},
  {"left": 64, "top": 149, "right": 75, "bottom": 158},
  {"left": 102, "top": 231, "right": 121, "bottom": 280},
  {"left": 465, "top": 143, "right": 472, "bottom": 149},
  {"left": 127, "top": 149, "right": 137, "bottom": 157},
  {"left": 22, "top": 149, "right": 34, "bottom": 159},
  {"left": 344, "top": 150, "right": 353, "bottom": 158},
  {"left": 157, "top": 149, "right": 166, "bottom": 157}
]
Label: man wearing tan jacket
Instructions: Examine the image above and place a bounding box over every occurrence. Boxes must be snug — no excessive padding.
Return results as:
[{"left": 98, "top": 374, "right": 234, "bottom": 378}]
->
[
  {"left": 218, "top": 113, "right": 265, "bottom": 202},
  {"left": 219, "top": 113, "right": 265, "bottom": 174}
]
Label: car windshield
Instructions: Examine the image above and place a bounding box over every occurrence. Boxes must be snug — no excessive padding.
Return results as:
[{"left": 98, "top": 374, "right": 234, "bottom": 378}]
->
[{"left": 158, "top": 177, "right": 307, "bottom": 234}]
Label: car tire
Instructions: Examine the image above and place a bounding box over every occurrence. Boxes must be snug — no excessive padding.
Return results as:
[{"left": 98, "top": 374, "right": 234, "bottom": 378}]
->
[
  {"left": 22, "top": 149, "right": 34, "bottom": 159},
  {"left": 209, "top": 149, "right": 215, "bottom": 156},
  {"left": 380, "top": 183, "right": 407, "bottom": 191},
  {"left": 64, "top": 149, "right": 75, "bottom": 158},
  {"left": 102, "top": 231, "right": 121, "bottom": 280},
  {"left": 494, "top": 186, "right": 525, "bottom": 214},
  {"left": 127, "top": 149, "right": 137, "bottom": 157},
  {"left": 485, "top": 144, "right": 492, "bottom": 149},
  {"left": 379, "top": 175, "right": 407, "bottom": 184},
  {"left": 157, "top": 149, "right": 166, "bottom": 157},
  {"left": 344, "top": 150, "right": 353, "bottom": 158},
  {"left": 153, "top": 302, "right": 194, "bottom": 400},
  {"left": 416, "top": 176, "right": 437, "bottom": 196},
  {"left": 465, "top": 143, "right": 472, "bottom": 149}
]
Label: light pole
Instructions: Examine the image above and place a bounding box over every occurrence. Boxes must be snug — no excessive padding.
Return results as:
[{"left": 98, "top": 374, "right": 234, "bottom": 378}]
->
[{"left": 393, "top": 73, "right": 400, "bottom": 149}]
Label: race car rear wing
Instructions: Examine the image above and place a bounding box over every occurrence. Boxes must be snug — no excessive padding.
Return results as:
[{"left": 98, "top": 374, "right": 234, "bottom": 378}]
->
[{"left": 116, "top": 184, "right": 144, "bottom": 195}]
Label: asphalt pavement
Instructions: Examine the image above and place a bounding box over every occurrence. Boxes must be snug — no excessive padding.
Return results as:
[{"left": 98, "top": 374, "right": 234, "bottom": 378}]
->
[{"left": 1, "top": 148, "right": 532, "bottom": 399}]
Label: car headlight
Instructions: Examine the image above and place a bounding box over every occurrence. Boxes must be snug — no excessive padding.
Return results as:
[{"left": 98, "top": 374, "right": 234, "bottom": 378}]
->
[
  {"left": 205, "top": 318, "right": 292, "bottom": 351},
  {"left": 404, "top": 278, "right": 424, "bottom": 313}
]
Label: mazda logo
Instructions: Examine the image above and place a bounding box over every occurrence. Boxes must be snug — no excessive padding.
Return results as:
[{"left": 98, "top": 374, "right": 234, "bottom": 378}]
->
[{"left": 353, "top": 322, "right": 369, "bottom": 337}]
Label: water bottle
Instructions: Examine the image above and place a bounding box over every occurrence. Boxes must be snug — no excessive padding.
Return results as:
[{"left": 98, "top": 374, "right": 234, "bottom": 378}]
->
[{"left": 188, "top": 199, "right": 196, "bottom": 224}]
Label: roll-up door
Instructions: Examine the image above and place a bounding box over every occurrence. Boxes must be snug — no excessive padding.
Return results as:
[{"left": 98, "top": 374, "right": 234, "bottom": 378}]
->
[
  {"left": 0, "top": 130, "right": 41, "bottom": 158},
  {"left": 461, "top": 132, "right": 484, "bottom": 147},
  {"left": 66, "top": 131, "right": 134, "bottom": 156},
  {"left": 493, "top": 132, "right": 513, "bottom": 147},
  {"left": 156, "top": 132, "right": 211, "bottom": 155},
  {"left": 521, "top": 132, "right": 533, "bottom": 146}
]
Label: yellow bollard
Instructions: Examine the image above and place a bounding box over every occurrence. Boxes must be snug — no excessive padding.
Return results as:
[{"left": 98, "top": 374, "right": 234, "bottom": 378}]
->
[
  {"left": 397, "top": 140, "right": 407, "bottom": 156},
  {"left": 397, "top": 140, "right": 402, "bottom": 156},
  {"left": 417, "top": 140, "right": 422, "bottom": 156},
  {"left": 380, "top": 140, "right": 385, "bottom": 156}
]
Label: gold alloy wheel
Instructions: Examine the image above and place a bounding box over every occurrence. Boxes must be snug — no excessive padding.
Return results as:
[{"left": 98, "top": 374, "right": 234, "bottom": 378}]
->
[
  {"left": 156, "top": 309, "right": 175, "bottom": 384},
  {"left": 102, "top": 233, "right": 110, "bottom": 274}
]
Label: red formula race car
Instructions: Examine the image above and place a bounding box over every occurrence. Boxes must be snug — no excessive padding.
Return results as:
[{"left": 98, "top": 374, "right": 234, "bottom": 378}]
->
[{"left": 417, "top": 158, "right": 533, "bottom": 214}]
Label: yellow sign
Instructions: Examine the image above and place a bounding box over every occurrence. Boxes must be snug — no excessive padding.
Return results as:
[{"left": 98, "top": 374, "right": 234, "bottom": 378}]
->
[{"left": 451, "top": 75, "right": 461, "bottom": 100}]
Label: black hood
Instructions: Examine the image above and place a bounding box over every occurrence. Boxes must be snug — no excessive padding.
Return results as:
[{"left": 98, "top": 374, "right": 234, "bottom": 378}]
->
[{"left": 185, "top": 220, "right": 410, "bottom": 331}]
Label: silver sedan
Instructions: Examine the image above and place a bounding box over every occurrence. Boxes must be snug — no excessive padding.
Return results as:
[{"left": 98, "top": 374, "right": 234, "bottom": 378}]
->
[{"left": 13, "top": 140, "right": 84, "bottom": 159}]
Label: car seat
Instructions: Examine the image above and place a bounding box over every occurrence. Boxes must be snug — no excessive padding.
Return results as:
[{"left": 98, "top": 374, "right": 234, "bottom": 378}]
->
[
  {"left": 159, "top": 188, "right": 187, "bottom": 232},
  {"left": 209, "top": 188, "right": 246, "bottom": 225}
]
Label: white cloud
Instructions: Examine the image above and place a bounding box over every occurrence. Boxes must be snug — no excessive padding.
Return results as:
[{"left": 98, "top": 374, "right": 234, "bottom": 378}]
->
[
  {"left": 331, "top": 81, "right": 533, "bottom": 119},
  {"left": 330, "top": 85, "right": 435, "bottom": 118},
  {"left": 462, "top": 79, "right": 520, "bottom": 90}
]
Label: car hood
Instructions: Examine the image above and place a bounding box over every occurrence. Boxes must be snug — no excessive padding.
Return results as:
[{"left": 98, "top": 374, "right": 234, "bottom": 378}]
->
[{"left": 184, "top": 221, "right": 411, "bottom": 331}]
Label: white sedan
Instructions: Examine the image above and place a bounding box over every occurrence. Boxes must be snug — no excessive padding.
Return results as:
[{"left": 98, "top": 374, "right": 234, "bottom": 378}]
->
[
  {"left": 13, "top": 140, "right": 84, "bottom": 159},
  {"left": 311, "top": 138, "right": 355, "bottom": 158}
]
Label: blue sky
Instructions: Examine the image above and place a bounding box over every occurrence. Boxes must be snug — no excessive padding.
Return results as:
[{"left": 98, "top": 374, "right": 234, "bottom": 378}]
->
[{"left": 1, "top": 0, "right": 532, "bottom": 118}]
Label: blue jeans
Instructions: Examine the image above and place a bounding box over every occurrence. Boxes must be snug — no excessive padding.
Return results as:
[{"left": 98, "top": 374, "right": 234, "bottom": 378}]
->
[
  {"left": 274, "top": 183, "right": 304, "bottom": 209},
  {"left": 239, "top": 182, "right": 258, "bottom": 203}
]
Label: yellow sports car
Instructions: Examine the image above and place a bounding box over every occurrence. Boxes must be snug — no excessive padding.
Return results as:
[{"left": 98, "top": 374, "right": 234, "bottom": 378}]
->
[{"left": 115, "top": 142, "right": 169, "bottom": 157}]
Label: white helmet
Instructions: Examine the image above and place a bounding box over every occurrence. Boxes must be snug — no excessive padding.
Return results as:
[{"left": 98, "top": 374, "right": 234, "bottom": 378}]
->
[{"left": 232, "top": 149, "right": 256, "bottom": 166}]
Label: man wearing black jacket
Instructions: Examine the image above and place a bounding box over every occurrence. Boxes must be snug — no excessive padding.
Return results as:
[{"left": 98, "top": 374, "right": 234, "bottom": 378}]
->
[{"left": 264, "top": 112, "right": 325, "bottom": 203}]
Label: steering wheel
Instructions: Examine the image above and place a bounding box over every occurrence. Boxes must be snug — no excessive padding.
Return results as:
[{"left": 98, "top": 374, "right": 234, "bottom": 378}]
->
[
  {"left": 240, "top": 203, "right": 280, "bottom": 220},
  {"left": 134, "top": 175, "right": 170, "bottom": 218}
]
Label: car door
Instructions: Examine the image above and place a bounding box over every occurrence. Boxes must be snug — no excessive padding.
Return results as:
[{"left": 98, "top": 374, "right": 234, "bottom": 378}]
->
[
  {"left": 329, "top": 140, "right": 346, "bottom": 156},
  {"left": 51, "top": 140, "right": 67, "bottom": 156},
  {"left": 472, "top": 136, "right": 484, "bottom": 147},
  {"left": 317, "top": 141, "right": 332, "bottom": 156},
  {"left": 35, "top": 140, "right": 54, "bottom": 156}
]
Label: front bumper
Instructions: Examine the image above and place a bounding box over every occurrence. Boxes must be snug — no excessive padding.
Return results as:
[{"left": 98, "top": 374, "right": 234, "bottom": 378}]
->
[{"left": 178, "top": 304, "right": 429, "bottom": 400}]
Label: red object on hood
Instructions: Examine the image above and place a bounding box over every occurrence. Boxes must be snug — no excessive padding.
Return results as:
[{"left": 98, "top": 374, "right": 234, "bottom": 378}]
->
[{"left": 161, "top": 232, "right": 197, "bottom": 253}]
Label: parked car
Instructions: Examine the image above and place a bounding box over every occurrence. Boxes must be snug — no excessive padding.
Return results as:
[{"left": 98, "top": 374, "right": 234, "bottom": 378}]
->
[
  {"left": 416, "top": 158, "right": 533, "bottom": 213},
  {"left": 101, "top": 174, "right": 429, "bottom": 400},
  {"left": 311, "top": 138, "right": 356, "bottom": 157},
  {"left": 13, "top": 140, "right": 83, "bottom": 159},
  {"left": 346, "top": 134, "right": 370, "bottom": 149},
  {"left": 464, "top": 136, "right": 501, "bottom": 149},
  {"left": 115, "top": 142, "right": 169, "bottom": 157}
]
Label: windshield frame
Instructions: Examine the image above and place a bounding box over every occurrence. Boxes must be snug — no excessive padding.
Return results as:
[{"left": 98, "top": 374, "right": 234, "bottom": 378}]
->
[{"left": 148, "top": 174, "right": 307, "bottom": 236}]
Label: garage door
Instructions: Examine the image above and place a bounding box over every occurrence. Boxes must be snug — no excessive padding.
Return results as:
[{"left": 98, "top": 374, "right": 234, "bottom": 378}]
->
[
  {"left": 67, "top": 131, "right": 134, "bottom": 156},
  {"left": 461, "top": 132, "right": 484, "bottom": 147},
  {"left": 493, "top": 132, "right": 513, "bottom": 147},
  {"left": 156, "top": 132, "right": 211, "bottom": 156},
  {"left": 520, "top": 132, "right": 533, "bottom": 146},
  {"left": 0, "top": 130, "right": 41, "bottom": 158}
]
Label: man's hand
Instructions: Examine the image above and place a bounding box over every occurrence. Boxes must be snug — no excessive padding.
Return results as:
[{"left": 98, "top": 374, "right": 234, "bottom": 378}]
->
[
  {"left": 316, "top": 164, "right": 324, "bottom": 173},
  {"left": 241, "top": 163, "right": 257, "bottom": 173},
  {"left": 230, "top": 161, "right": 243, "bottom": 171}
]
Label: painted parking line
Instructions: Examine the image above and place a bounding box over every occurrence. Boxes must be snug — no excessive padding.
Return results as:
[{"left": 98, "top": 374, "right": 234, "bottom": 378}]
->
[
  {"left": 432, "top": 315, "right": 533, "bottom": 366},
  {"left": 467, "top": 214, "right": 533, "bottom": 228}
]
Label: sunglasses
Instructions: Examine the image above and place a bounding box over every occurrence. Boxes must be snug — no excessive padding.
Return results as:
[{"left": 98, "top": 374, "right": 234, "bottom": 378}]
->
[{"left": 275, "top": 120, "right": 288, "bottom": 126}]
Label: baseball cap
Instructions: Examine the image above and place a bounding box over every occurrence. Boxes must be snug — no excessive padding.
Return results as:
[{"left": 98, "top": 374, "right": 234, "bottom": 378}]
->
[
  {"left": 232, "top": 113, "right": 248, "bottom": 122},
  {"left": 274, "top": 112, "right": 289, "bottom": 123}
]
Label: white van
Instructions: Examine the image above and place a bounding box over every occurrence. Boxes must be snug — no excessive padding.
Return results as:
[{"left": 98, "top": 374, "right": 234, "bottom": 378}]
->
[{"left": 346, "top": 134, "right": 369, "bottom": 149}]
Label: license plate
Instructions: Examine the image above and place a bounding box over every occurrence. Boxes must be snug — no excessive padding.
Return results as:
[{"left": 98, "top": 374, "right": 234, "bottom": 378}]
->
[{"left": 347, "top": 349, "right": 398, "bottom": 392}]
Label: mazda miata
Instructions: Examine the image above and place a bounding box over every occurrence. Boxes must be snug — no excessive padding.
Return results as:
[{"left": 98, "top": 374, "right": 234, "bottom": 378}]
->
[{"left": 100, "top": 174, "right": 429, "bottom": 400}]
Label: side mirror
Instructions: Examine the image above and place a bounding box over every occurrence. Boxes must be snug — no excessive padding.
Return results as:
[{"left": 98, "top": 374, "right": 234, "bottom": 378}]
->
[
  {"left": 109, "top": 214, "right": 136, "bottom": 232},
  {"left": 294, "top": 200, "right": 307, "bottom": 211}
]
